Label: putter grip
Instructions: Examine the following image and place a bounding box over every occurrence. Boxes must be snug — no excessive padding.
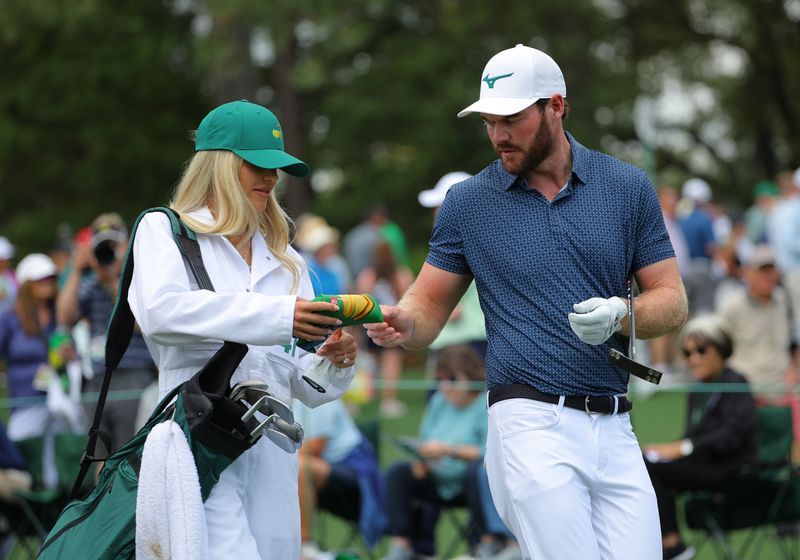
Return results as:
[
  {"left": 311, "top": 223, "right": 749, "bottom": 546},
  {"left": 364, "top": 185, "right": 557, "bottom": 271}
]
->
[{"left": 311, "top": 293, "right": 384, "bottom": 325}]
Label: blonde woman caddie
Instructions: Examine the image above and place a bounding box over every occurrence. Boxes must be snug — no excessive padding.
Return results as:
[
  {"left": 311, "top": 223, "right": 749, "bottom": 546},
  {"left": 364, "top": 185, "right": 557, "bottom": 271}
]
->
[{"left": 129, "top": 100, "right": 358, "bottom": 559}]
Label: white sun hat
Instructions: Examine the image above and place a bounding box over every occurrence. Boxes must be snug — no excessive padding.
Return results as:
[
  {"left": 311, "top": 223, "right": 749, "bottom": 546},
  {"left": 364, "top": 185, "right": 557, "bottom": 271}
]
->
[
  {"left": 457, "top": 44, "right": 567, "bottom": 118},
  {"left": 418, "top": 172, "right": 472, "bottom": 208}
]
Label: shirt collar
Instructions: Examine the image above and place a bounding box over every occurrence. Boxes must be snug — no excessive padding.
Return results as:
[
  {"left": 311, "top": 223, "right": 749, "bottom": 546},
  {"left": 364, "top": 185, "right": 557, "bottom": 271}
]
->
[
  {"left": 186, "top": 206, "right": 215, "bottom": 225},
  {"left": 495, "top": 130, "right": 589, "bottom": 191}
]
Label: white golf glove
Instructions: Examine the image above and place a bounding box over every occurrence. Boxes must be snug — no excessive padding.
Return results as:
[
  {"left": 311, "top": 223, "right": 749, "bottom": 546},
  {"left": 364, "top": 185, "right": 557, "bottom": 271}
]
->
[{"left": 568, "top": 297, "right": 628, "bottom": 345}]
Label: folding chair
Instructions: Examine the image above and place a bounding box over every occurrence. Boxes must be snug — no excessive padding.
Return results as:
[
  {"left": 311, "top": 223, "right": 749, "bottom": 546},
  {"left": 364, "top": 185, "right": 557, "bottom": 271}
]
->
[
  {"left": 684, "top": 406, "right": 800, "bottom": 559},
  {"left": 439, "top": 504, "right": 475, "bottom": 559},
  {"left": 4, "top": 432, "right": 87, "bottom": 558}
]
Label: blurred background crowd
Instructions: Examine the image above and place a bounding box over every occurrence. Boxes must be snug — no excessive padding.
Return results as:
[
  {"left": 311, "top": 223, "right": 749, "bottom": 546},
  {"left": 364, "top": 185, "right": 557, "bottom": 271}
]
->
[{"left": 1, "top": 1, "right": 799, "bottom": 559}]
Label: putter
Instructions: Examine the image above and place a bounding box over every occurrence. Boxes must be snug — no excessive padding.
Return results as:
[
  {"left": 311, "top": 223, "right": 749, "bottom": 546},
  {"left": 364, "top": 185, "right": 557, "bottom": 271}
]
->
[{"left": 607, "top": 277, "right": 663, "bottom": 385}]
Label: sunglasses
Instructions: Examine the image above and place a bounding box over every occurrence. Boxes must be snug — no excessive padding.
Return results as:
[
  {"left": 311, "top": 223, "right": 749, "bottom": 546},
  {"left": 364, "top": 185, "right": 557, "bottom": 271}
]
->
[{"left": 682, "top": 345, "right": 708, "bottom": 358}]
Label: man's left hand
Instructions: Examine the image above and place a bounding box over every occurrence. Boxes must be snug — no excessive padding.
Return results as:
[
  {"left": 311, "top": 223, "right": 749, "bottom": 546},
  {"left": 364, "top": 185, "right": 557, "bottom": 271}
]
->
[{"left": 568, "top": 296, "right": 628, "bottom": 345}]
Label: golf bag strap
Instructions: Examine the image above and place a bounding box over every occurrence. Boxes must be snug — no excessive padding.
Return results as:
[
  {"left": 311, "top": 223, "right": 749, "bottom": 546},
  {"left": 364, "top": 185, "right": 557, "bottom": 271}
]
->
[{"left": 71, "top": 207, "right": 213, "bottom": 499}]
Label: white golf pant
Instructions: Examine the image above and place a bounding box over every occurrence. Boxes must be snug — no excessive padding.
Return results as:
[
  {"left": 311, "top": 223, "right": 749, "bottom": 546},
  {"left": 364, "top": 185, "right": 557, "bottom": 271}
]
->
[
  {"left": 485, "top": 396, "right": 661, "bottom": 560},
  {"left": 203, "top": 434, "right": 300, "bottom": 559}
]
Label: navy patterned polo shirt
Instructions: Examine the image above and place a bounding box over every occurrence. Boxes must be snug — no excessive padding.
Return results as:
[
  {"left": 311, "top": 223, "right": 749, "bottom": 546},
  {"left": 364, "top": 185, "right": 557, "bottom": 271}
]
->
[{"left": 427, "top": 132, "right": 674, "bottom": 395}]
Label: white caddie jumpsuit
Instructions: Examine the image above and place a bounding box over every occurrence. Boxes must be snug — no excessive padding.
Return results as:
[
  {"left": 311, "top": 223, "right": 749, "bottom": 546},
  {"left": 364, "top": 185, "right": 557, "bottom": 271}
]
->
[{"left": 129, "top": 208, "right": 353, "bottom": 559}]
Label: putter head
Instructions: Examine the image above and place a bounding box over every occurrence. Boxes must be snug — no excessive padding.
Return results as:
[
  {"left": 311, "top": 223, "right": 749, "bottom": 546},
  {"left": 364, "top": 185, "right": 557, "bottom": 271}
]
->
[{"left": 608, "top": 348, "right": 662, "bottom": 384}]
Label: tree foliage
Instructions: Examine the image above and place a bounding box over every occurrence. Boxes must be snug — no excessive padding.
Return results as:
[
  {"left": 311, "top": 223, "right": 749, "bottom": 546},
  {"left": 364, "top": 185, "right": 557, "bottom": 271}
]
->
[
  {"left": 0, "top": 0, "right": 205, "bottom": 254},
  {"left": 1, "top": 0, "right": 797, "bottom": 256}
]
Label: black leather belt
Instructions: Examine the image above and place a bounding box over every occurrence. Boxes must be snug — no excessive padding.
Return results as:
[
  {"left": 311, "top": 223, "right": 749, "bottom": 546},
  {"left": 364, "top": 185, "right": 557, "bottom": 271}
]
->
[{"left": 488, "top": 383, "right": 632, "bottom": 414}]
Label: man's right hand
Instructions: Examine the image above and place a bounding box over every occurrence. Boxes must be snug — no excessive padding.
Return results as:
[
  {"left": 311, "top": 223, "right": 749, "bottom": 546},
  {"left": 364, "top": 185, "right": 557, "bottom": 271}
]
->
[{"left": 363, "top": 305, "right": 414, "bottom": 347}]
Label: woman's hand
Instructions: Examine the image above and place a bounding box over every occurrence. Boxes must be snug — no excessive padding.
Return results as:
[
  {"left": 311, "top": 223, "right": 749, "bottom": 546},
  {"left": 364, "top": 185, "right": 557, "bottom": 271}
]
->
[
  {"left": 293, "top": 298, "right": 341, "bottom": 341},
  {"left": 316, "top": 328, "right": 358, "bottom": 369}
]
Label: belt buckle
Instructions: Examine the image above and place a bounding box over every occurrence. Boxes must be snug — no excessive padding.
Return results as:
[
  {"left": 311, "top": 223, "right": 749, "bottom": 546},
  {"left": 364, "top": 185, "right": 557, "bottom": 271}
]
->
[{"left": 584, "top": 396, "right": 592, "bottom": 414}]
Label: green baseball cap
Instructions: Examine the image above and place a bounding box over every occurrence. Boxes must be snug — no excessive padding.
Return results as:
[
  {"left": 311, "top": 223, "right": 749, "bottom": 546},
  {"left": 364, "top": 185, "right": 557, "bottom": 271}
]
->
[{"left": 195, "top": 100, "right": 309, "bottom": 177}]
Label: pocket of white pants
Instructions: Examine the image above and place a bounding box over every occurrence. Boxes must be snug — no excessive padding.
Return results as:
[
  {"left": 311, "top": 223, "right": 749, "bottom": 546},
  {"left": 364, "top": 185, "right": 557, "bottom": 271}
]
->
[
  {"left": 493, "top": 398, "right": 561, "bottom": 439},
  {"left": 614, "top": 412, "right": 638, "bottom": 442}
]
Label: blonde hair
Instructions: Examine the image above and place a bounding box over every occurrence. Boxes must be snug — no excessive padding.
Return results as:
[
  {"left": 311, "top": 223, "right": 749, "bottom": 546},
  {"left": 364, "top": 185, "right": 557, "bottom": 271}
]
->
[{"left": 171, "top": 150, "right": 303, "bottom": 292}]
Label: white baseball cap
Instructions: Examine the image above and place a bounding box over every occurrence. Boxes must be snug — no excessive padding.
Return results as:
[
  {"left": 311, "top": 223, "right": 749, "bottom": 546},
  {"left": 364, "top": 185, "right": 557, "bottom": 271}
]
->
[
  {"left": 457, "top": 44, "right": 567, "bottom": 118},
  {"left": 682, "top": 178, "right": 712, "bottom": 204},
  {"left": 16, "top": 253, "right": 57, "bottom": 284},
  {"left": 418, "top": 172, "right": 472, "bottom": 208},
  {"left": 0, "top": 236, "right": 14, "bottom": 260}
]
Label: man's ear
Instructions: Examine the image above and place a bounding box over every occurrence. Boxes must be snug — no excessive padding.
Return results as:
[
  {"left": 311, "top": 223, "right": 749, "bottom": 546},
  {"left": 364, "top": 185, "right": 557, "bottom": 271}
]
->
[{"left": 549, "top": 94, "right": 565, "bottom": 118}]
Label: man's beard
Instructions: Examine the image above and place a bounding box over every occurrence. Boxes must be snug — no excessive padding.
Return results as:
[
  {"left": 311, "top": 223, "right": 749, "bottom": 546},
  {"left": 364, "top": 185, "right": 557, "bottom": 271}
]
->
[{"left": 495, "top": 116, "right": 554, "bottom": 176}]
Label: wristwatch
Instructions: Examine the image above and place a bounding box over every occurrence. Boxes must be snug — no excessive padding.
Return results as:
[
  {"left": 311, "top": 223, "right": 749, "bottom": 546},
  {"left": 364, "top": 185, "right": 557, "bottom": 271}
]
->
[{"left": 680, "top": 439, "right": 694, "bottom": 456}]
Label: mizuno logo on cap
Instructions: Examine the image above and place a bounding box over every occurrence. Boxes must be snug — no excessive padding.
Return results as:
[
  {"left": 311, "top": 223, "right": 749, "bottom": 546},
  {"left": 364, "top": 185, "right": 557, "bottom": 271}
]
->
[
  {"left": 483, "top": 73, "right": 513, "bottom": 89},
  {"left": 272, "top": 129, "right": 282, "bottom": 139}
]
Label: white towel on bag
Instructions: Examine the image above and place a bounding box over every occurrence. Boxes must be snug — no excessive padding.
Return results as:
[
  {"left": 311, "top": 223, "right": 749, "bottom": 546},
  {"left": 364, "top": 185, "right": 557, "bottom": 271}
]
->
[{"left": 136, "top": 419, "right": 208, "bottom": 560}]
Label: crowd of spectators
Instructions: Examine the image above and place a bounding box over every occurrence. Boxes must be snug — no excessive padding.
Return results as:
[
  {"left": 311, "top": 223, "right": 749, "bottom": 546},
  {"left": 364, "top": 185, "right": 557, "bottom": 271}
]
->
[{"left": 0, "top": 166, "right": 798, "bottom": 559}]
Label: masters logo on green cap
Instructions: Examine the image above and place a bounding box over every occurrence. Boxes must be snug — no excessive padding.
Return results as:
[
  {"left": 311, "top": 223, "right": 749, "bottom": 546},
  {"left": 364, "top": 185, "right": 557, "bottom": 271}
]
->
[{"left": 195, "top": 100, "right": 309, "bottom": 177}]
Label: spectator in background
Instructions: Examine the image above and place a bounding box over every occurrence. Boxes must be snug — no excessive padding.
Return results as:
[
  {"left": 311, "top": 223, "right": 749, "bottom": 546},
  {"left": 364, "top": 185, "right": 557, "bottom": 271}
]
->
[
  {"left": 357, "top": 240, "right": 414, "bottom": 417},
  {"left": 644, "top": 315, "right": 758, "bottom": 560},
  {"left": 0, "top": 254, "right": 69, "bottom": 489},
  {"left": 648, "top": 187, "right": 690, "bottom": 381},
  {"left": 744, "top": 180, "right": 779, "bottom": 245},
  {"left": 295, "top": 218, "right": 348, "bottom": 295},
  {"left": 49, "top": 224, "right": 75, "bottom": 281},
  {"left": 679, "top": 178, "right": 718, "bottom": 315},
  {"left": 380, "top": 211, "right": 410, "bottom": 270},
  {"left": 717, "top": 245, "right": 799, "bottom": 453},
  {"left": 0, "top": 237, "right": 17, "bottom": 315},
  {"left": 0, "top": 419, "right": 32, "bottom": 557},
  {"left": 293, "top": 398, "right": 386, "bottom": 560},
  {"left": 381, "top": 345, "right": 488, "bottom": 560},
  {"left": 418, "top": 172, "right": 488, "bottom": 362},
  {"left": 343, "top": 206, "right": 389, "bottom": 279},
  {"left": 767, "top": 168, "right": 800, "bottom": 340},
  {"left": 56, "top": 213, "right": 157, "bottom": 455},
  {"left": 712, "top": 212, "right": 748, "bottom": 311}
]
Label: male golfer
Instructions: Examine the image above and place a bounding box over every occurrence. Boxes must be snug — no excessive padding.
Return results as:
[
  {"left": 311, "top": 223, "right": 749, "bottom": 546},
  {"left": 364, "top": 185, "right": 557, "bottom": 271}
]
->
[{"left": 366, "top": 44, "right": 687, "bottom": 560}]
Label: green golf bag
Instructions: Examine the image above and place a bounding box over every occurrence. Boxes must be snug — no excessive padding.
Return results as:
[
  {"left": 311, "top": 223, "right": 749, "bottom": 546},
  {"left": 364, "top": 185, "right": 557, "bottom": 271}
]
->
[{"left": 37, "top": 207, "right": 262, "bottom": 559}]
